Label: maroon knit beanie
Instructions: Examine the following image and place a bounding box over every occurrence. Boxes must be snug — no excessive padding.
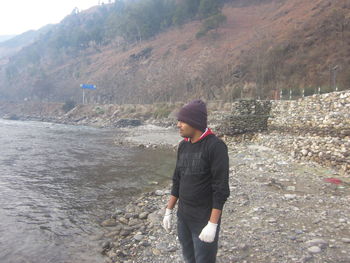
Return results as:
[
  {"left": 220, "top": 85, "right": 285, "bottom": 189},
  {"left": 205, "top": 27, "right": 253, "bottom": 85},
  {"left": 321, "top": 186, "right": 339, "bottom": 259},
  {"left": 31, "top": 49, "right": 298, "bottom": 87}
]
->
[{"left": 176, "top": 99, "right": 207, "bottom": 132}]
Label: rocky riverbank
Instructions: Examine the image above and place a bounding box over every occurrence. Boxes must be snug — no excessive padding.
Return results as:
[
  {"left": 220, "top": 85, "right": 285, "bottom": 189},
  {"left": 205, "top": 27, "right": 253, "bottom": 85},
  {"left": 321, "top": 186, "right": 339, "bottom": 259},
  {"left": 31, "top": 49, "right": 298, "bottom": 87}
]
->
[
  {"left": 1, "top": 91, "right": 349, "bottom": 262},
  {"left": 114, "top": 122, "right": 181, "bottom": 150},
  {"left": 0, "top": 100, "right": 228, "bottom": 128},
  {"left": 98, "top": 137, "right": 350, "bottom": 263},
  {"left": 0, "top": 101, "right": 175, "bottom": 128}
]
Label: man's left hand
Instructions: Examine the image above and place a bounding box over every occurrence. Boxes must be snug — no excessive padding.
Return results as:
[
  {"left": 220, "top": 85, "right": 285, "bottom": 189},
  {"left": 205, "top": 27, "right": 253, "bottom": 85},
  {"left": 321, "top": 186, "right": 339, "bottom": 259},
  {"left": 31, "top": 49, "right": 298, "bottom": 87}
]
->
[{"left": 198, "top": 221, "right": 218, "bottom": 243}]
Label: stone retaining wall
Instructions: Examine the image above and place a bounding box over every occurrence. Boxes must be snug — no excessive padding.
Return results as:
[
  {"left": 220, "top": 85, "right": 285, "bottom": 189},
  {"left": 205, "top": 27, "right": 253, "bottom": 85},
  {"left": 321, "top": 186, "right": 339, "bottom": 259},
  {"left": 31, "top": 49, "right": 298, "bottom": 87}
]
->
[
  {"left": 268, "top": 91, "right": 350, "bottom": 138},
  {"left": 215, "top": 99, "right": 272, "bottom": 135},
  {"left": 251, "top": 90, "right": 350, "bottom": 175}
]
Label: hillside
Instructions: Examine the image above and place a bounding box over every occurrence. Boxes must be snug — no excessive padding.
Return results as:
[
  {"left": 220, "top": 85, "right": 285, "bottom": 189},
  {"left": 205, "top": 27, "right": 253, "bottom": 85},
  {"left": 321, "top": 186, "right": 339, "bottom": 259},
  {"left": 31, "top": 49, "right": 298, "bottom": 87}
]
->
[
  {"left": 0, "top": 0, "right": 349, "bottom": 104},
  {"left": 0, "top": 35, "right": 16, "bottom": 43},
  {"left": 0, "top": 25, "right": 54, "bottom": 61}
]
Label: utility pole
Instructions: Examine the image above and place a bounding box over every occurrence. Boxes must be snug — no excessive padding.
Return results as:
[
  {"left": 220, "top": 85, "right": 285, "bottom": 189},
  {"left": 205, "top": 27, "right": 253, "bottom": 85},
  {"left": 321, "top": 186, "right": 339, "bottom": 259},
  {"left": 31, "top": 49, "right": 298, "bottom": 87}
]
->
[
  {"left": 330, "top": 65, "right": 339, "bottom": 91},
  {"left": 332, "top": 65, "right": 339, "bottom": 91}
]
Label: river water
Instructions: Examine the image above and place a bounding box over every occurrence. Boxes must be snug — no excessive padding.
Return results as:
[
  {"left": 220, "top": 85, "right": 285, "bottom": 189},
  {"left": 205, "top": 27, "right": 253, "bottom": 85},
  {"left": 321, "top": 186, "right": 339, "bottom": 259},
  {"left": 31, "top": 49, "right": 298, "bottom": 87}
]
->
[{"left": 0, "top": 119, "right": 176, "bottom": 263}]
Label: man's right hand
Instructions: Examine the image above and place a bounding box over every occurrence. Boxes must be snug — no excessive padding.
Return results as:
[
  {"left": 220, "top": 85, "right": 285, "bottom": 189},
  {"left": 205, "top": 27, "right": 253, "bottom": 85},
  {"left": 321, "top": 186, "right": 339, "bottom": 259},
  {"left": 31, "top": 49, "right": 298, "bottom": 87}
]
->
[{"left": 162, "top": 208, "right": 173, "bottom": 232}]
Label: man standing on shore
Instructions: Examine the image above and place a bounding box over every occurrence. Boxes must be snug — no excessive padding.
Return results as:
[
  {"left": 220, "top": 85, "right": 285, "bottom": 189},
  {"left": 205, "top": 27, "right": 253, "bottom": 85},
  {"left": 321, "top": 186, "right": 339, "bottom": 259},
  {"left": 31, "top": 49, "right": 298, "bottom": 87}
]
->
[{"left": 162, "top": 99, "right": 230, "bottom": 263}]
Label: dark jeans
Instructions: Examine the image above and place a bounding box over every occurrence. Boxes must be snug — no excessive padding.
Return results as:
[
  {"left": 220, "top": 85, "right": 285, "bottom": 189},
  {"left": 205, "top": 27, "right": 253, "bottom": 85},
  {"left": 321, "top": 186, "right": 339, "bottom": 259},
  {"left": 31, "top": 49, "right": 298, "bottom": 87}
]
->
[{"left": 177, "top": 214, "right": 221, "bottom": 263}]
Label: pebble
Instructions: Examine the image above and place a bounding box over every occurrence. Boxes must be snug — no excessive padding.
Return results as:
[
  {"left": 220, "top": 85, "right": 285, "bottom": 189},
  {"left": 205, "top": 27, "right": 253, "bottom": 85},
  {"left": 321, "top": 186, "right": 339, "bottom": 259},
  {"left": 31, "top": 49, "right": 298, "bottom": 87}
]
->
[
  {"left": 267, "top": 218, "right": 277, "bottom": 223},
  {"left": 133, "top": 234, "right": 144, "bottom": 241},
  {"left": 284, "top": 194, "right": 296, "bottom": 200},
  {"left": 286, "top": 186, "right": 296, "bottom": 191},
  {"left": 307, "top": 246, "right": 322, "bottom": 253},
  {"left": 341, "top": 238, "right": 350, "bottom": 243},
  {"left": 306, "top": 238, "right": 328, "bottom": 248},
  {"left": 152, "top": 248, "right": 161, "bottom": 256},
  {"left": 138, "top": 211, "right": 149, "bottom": 219},
  {"left": 154, "top": 190, "right": 164, "bottom": 196},
  {"left": 120, "top": 229, "right": 131, "bottom": 236},
  {"left": 118, "top": 217, "right": 129, "bottom": 224}
]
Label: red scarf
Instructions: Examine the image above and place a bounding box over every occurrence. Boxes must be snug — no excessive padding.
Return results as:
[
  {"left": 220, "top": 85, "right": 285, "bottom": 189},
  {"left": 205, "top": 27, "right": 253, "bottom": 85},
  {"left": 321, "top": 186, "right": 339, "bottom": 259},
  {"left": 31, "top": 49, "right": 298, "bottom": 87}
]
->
[{"left": 184, "top": 127, "right": 215, "bottom": 143}]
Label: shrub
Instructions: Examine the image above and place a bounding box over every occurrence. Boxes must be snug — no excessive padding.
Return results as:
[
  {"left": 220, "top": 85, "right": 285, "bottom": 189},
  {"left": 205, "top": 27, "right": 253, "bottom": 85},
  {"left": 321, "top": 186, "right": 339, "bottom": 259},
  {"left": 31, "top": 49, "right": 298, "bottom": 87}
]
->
[
  {"left": 153, "top": 104, "right": 174, "bottom": 119},
  {"left": 95, "top": 106, "right": 105, "bottom": 114},
  {"left": 196, "top": 13, "right": 227, "bottom": 38}
]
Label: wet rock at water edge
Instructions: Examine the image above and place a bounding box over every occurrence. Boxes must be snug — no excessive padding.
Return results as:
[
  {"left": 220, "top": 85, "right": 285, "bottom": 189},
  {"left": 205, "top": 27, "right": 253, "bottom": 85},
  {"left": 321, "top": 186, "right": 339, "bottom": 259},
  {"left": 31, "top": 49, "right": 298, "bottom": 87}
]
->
[
  {"left": 113, "top": 118, "right": 142, "bottom": 128},
  {"left": 101, "top": 241, "right": 112, "bottom": 254},
  {"left": 120, "top": 229, "right": 132, "bottom": 236},
  {"left": 101, "top": 218, "right": 117, "bottom": 227},
  {"left": 2, "top": 114, "right": 19, "bottom": 120}
]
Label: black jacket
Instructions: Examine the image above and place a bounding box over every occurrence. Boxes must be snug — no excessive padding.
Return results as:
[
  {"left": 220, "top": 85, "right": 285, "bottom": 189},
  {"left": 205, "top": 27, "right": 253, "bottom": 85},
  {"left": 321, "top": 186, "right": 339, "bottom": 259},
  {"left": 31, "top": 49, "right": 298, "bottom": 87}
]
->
[{"left": 171, "top": 128, "right": 230, "bottom": 223}]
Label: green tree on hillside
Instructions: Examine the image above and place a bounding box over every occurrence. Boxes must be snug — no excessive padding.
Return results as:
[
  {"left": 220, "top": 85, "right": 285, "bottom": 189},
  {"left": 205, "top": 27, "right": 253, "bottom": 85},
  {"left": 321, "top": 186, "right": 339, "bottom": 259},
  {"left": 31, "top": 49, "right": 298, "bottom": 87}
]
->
[
  {"left": 198, "top": 0, "right": 221, "bottom": 19},
  {"left": 173, "top": 0, "right": 206, "bottom": 25}
]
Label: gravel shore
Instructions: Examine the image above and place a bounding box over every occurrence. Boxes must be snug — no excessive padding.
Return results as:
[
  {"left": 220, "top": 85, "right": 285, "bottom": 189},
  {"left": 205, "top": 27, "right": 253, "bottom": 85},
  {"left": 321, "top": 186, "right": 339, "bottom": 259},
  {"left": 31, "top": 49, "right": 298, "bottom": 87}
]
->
[{"left": 99, "top": 125, "right": 350, "bottom": 263}]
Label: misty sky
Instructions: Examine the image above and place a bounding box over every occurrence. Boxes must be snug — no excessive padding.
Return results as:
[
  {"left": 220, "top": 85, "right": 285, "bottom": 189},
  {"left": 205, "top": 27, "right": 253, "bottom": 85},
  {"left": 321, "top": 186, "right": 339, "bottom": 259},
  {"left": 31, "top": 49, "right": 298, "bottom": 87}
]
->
[{"left": 0, "top": 0, "right": 100, "bottom": 35}]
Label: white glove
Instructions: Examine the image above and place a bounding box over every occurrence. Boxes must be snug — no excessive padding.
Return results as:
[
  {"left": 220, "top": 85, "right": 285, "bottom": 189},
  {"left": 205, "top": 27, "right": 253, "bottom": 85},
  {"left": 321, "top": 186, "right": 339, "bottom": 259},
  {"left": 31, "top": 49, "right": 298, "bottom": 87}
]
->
[
  {"left": 198, "top": 221, "right": 218, "bottom": 243},
  {"left": 162, "top": 208, "right": 173, "bottom": 232}
]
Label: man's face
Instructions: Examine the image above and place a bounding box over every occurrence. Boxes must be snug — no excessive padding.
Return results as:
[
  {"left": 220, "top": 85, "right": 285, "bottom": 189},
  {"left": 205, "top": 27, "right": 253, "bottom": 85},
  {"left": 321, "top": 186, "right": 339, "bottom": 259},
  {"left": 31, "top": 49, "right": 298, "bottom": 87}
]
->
[{"left": 177, "top": 121, "right": 196, "bottom": 138}]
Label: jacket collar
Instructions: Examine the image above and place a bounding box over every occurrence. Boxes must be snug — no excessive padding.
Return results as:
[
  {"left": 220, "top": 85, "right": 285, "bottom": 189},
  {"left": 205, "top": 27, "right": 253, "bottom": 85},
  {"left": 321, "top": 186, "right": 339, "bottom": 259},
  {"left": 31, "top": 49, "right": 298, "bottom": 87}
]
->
[{"left": 184, "top": 127, "right": 215, "bottom": 143}]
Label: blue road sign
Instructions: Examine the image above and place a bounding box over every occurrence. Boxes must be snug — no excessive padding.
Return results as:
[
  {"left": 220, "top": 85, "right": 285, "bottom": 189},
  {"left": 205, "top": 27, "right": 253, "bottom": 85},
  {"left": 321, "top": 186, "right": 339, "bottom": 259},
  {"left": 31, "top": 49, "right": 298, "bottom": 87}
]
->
[{"left": 80, "top": 84, "right": 97, "bottom": 90}]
